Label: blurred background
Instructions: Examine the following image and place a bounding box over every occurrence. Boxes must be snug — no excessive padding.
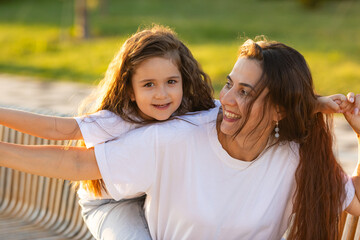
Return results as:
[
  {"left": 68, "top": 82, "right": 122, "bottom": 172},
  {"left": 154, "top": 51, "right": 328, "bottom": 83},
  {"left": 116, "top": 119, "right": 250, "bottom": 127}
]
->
[
  {"left": 0, "top": 0, "right": 359, "bottom": 97},
  {"left": 0, "top": 1, "right": 359, "bottom": 237}
]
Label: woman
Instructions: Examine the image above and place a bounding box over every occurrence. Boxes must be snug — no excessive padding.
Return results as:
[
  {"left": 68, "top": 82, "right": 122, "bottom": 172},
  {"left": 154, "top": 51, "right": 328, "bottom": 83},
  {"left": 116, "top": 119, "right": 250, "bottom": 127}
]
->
[{"left": 1, "top": 39, "right": 359, "bottom": 239}]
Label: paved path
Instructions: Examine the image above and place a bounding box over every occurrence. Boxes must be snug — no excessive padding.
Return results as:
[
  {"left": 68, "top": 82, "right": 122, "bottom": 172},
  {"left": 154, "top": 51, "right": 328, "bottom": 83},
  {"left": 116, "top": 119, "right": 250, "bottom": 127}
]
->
[
  {"left": 0, "top": 73, "right": 358, "bottom": 174},
  {"left": 0, "top": 74, "right": 94, "bottom": 116}
]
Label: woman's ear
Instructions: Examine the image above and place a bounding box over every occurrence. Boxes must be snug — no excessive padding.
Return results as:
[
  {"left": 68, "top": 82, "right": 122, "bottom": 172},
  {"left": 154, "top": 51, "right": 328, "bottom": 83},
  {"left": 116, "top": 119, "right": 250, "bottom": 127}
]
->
[{"left": 273, "top": 105, "right": 286, "bottom": 121}]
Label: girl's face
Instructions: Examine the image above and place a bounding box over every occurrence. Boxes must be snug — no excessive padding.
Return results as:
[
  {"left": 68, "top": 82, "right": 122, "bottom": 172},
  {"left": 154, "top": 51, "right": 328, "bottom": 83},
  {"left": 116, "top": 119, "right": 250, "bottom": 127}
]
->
[
  {"left": 219, "top": 57, "right": 277, "bottom": 138},
  {"left": 130, "top": 56, "right": 183, "bottom": 121}
]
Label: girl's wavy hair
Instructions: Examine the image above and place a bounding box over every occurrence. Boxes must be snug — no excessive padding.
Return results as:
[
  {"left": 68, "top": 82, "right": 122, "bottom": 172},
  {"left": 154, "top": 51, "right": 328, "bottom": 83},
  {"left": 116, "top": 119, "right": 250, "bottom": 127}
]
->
[
  {"left": 236, "top": 38, "right": 347, "bottom": 239},
  {"left": 75, "top": 25, "right": 214, "bottom": 197}
]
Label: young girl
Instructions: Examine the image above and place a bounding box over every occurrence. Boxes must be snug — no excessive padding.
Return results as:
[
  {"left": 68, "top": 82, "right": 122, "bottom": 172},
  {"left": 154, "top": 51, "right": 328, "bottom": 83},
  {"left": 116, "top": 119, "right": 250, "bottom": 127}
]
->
[
  {"left": 0, "top": 25, "right": 215, "bottom": 239},
  {"left": 0, "top": 29, "right": 355, "bottom": 239}
]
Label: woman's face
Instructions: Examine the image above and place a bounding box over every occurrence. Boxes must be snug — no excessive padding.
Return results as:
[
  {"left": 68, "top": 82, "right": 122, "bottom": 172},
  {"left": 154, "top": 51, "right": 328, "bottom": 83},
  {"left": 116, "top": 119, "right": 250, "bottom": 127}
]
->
[{"left": 219, "top": 57, "right": 277, "bottom": 139}]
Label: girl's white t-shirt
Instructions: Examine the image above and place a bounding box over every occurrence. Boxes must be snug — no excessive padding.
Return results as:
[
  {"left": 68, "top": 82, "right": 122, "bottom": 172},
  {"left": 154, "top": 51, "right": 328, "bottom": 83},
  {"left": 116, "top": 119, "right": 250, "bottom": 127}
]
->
[
  {"left": 74, "top": 101, "right": 222, "bottom": 200},
  {"left": 92, "top": 106, "right": 355, "bottom": 240},
  {"left": 75, "top": 110, "right": 138, "bottom": 199},
  {"left": 75, "top": 110, "right": 138, "bottom": 149}
]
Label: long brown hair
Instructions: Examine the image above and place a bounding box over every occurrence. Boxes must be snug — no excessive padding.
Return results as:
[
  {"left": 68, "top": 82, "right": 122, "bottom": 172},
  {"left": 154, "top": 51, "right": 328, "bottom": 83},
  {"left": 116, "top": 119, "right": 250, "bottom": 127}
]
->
[
  {"left": 237, "top": 39, "right": 346, "bottom": 239},
  {"left": 78, "top": 25, "right": 215, "bottom": 196}
]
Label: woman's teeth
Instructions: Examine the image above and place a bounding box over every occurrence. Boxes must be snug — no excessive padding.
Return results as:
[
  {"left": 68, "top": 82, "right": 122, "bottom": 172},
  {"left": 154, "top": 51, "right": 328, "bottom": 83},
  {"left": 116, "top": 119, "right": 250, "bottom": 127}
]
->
[{"left": 224, "top": 110, "right": 241, "bottom": 119}]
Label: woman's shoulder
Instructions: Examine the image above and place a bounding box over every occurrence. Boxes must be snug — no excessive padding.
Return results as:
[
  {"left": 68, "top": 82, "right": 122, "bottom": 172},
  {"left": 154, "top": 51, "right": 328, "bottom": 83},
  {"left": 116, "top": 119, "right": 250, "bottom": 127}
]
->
[{"left": 275, "top": 141, "right": 300, "bottom": 165}]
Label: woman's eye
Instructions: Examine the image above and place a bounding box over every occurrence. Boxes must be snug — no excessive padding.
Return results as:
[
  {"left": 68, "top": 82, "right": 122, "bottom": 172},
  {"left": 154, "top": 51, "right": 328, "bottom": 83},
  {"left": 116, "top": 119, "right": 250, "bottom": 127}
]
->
[
  {"left": 240, "top": 89, "right": 249, "bottom": 96},
  {"left": 144, "top": 82, "right": 154, "bottom": 88},
  {"left": 168, "top": 79, "right": 177, "bottom": 84},
  {"left": 225, "top": 81, "right": 232, "bottom": 88}
]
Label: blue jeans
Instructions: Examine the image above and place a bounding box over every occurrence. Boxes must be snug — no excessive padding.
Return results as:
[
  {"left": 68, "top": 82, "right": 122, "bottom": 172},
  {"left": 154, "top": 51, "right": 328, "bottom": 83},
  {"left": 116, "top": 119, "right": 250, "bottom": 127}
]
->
[{"left": 79, "top": 195, "right": 152, "bottom": 240}]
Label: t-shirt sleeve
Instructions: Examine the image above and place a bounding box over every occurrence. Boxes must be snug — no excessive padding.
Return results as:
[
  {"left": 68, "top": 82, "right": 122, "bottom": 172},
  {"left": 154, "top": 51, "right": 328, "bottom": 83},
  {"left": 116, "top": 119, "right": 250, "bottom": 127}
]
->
[
  {"left": 74, "top": 110, "right": 137, "bottom": 148},
  {"left": 343, "top": 175, "right": 355, "bottom": 210},
  {"left": 94, "top": 125, "right": 158, "bottom": 200}
]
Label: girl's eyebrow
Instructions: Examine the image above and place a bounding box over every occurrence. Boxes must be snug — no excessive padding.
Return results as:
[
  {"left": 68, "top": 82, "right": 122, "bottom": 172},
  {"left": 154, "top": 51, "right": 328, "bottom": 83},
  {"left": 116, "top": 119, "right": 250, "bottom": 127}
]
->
[
  {"left": 139, "top": 75, "right": 181, "bottom": 83},
  {"left": 227, "top": 75, "right": 255, "bottom": 92},
  {"left": 167, "top": 75, "right": 181, "bottom": 79}
]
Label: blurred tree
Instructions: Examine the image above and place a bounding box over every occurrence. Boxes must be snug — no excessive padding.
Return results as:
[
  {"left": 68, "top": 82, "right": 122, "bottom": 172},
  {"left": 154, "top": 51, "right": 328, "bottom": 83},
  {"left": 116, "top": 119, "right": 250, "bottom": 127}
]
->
[
  {"left": 74, "top": 0, "right": 89, "bottom": 39},
  {"left": 99, "top": 0, "right": 108, "bottom": 16},
  {"left": 299, "top": 0, "right": 322, "bottom": 8}
]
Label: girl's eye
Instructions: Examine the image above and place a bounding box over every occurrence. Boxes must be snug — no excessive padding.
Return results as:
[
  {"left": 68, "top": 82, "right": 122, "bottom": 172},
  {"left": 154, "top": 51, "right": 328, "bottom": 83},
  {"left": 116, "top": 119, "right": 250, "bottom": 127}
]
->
[
  {"left": 144, "top": 82, "right": 154, "bottom": 88},
  {"left": 168, "top": 79, "right": 177, "bottom": 84}
]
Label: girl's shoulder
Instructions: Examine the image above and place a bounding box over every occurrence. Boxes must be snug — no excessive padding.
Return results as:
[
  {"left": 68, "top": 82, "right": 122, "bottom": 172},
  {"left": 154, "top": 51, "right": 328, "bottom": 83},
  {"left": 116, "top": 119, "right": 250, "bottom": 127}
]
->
[{"left": 175, "top": 100, "right": 221, "bottom": 125}]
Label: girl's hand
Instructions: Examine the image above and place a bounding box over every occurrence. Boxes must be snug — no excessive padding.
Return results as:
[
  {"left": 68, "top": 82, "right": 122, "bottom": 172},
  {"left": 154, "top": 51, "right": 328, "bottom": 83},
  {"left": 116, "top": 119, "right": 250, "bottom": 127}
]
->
[
  {"left": 317, "top": 94, "right": 349, "bottom": 114},
  {"left": 343, "top": 93, "right": 360, "bottom": 137}
]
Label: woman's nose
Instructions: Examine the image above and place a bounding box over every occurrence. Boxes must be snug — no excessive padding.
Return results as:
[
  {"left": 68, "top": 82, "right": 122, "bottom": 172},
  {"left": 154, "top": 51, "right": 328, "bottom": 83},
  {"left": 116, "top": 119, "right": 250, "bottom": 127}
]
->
[{"left": 220, "top": 88, "right": 236, "bottom": 106}]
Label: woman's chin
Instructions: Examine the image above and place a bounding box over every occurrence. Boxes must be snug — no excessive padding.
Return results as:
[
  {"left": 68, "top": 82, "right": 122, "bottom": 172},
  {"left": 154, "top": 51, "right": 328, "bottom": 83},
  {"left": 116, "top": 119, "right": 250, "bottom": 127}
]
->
[{"left": 219, "top": 123, "right": 237, "bottom": 137}]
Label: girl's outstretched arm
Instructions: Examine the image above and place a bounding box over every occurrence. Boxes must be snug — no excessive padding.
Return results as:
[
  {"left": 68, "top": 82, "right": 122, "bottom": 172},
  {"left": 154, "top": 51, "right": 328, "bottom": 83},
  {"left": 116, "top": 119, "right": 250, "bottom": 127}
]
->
[
  {"left": 0, "top": 107, "right": 82, "bottom": 140},
  {"left": 0, "top": 141, "right": 101, "bottom": 181}
]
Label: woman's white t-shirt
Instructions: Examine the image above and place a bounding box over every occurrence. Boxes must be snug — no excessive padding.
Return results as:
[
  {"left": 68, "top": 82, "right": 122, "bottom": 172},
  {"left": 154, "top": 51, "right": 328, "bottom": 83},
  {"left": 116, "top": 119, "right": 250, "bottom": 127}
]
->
[{"left": 91, "top": 106, "right": 355, "bottom": 240}]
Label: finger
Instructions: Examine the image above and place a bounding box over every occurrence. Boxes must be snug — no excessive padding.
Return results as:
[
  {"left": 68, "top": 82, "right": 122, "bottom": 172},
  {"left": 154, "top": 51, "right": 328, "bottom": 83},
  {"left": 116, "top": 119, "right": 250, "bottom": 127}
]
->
[
  {"left": 334, "top": 99, "right": 342, "bottom": 105},
  {"left": 346, "top": 94, "right": 360, "bottom": 115},
  {"left": 342, "top": 105, "right": 354, "bottom": 114},
  {"left": 327, "top": 100, "right": 341, "bottom": 113},
  {"left": 354, "top": 94, "right": 360, "bottom": 115},
  {"left": 330, "top": 94, "right": 347, "bottom": 103},
  {"left": 355, "top": 108, "right": 359, "bottom": 116},
  {"left": 339, "top": 93, "right": 357, "bottom": 112},
  {"left": 328, "top": 94, "right": 346, "bottom": 113},
  {"left": 339, "top": 99, "right": 351, "bottom": 112},
  {"left": 355, "top": 94, "right": 360, "bottom": 105},
  {"left": 347, "top": 92, "right": 355, "bottom": 103}
]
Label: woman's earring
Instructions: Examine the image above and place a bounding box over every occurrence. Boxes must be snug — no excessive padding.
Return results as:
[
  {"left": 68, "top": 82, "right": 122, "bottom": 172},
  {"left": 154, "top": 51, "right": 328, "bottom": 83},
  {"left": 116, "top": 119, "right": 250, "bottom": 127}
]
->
[{"left": 275, "top": 122, "right": 280, "bottom": 138}]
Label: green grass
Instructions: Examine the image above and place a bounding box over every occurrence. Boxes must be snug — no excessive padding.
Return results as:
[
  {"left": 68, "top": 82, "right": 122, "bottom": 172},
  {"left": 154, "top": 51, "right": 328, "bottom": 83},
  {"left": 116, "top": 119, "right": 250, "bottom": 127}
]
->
[{"left": 0, "top": 0, "right": 359, "bottom": 96}]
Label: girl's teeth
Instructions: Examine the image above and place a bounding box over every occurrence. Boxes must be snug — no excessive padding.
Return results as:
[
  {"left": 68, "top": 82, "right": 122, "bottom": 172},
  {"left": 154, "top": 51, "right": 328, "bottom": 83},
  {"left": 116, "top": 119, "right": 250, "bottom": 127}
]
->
[{"left": 155, "top": 103, "right": 169, "bottom": 107}]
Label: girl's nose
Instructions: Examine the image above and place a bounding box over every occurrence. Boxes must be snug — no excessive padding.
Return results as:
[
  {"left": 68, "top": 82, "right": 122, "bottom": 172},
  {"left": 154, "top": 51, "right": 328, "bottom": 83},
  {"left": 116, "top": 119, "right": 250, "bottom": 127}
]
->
[{"left": 155, "top": 86, "right": 168, "bottom": 99}]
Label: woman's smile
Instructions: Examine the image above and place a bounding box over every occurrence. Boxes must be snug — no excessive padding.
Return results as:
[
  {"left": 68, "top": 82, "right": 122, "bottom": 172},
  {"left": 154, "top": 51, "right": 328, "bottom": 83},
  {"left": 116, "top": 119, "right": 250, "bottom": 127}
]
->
[{"left": 223, "top": 109, "right": 241, "bottom": 122}]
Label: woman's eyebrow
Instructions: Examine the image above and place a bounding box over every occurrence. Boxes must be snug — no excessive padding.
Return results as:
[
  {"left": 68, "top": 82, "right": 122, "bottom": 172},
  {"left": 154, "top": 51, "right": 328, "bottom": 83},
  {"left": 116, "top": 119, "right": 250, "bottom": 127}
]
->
[
  {"left": 240, "top": 83, "right": 255, "bottom": 92},
  {"left": 227, "top": 75, "right": 255, "bottom": 91},
  {"left": 226, "top": 75, "right": 233, "bottom": 82}
]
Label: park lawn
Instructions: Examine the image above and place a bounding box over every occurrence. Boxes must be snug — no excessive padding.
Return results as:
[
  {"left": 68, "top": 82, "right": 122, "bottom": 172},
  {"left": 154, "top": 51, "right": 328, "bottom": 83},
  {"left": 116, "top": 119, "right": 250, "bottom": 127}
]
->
[{"left": 0, "top": 0, "right": 359, "bottom": 96}]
